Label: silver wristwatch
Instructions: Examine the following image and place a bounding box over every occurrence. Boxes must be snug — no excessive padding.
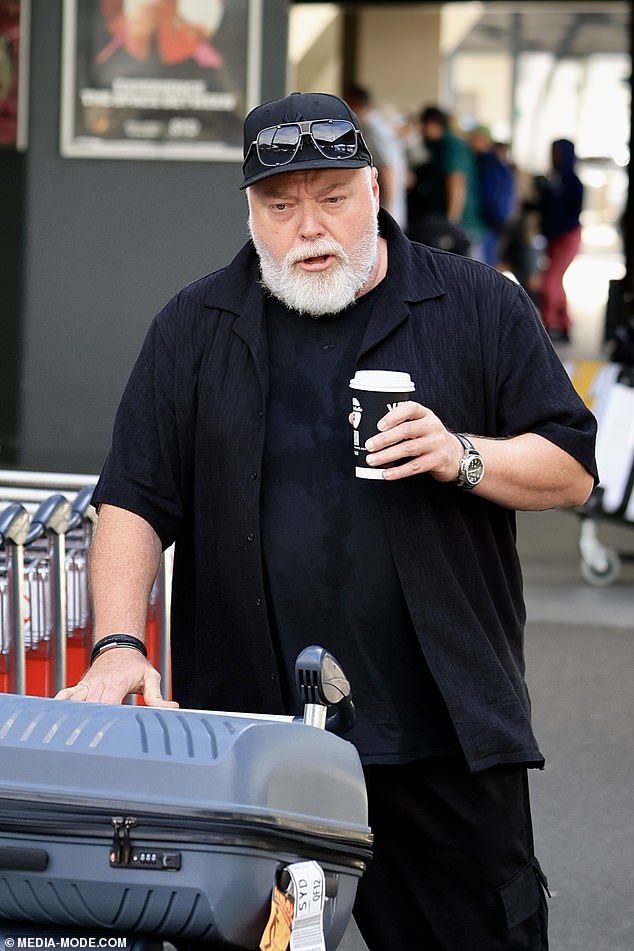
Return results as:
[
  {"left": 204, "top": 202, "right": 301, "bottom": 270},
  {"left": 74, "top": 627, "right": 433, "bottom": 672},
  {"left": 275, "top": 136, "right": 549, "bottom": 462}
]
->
[{"left": 455, "top": 433, "right": 485, "bottom": 489}]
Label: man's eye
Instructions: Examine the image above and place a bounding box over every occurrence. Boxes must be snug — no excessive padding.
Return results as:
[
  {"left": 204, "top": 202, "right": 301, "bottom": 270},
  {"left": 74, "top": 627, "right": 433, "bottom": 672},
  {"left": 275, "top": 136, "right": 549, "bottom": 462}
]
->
[{"left": 272, "top": 203, "right": 289, "bottom": 211}]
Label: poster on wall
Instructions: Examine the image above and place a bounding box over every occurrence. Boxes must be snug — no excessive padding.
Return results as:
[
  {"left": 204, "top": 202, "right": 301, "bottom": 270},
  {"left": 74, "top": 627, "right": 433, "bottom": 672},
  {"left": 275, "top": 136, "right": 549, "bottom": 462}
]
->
[
  {"left": 60, "top": 0, "right": 261, "bottom": 160},
  {"left": 0, "top": 0, "right": 29, "bottom": 150}
]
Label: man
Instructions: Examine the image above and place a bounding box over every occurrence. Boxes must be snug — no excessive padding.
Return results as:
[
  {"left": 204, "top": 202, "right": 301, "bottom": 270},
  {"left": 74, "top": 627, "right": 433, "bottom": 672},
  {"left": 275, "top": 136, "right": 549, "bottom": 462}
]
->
[
  {"left": 469, "top": 124, "right": 517, "bottom": 267},
  {"left": 58, "top": 92, "right": 597, "bottom": 950},
  {"left": 409, "top": 105, "right": 485, "bottom": 259}
]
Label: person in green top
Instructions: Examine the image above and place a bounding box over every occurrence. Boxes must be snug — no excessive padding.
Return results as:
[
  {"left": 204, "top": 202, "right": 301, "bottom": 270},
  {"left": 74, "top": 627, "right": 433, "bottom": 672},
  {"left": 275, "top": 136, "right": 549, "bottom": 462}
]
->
[{"left": 408, "top": 105, "right": 485, "bottom": 259}]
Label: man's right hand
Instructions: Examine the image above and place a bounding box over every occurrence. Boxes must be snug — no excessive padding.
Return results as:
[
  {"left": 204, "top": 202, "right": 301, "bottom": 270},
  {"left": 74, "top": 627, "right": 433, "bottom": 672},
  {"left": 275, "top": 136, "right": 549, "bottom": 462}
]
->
[{"left": 55, "top": 647, "right": 179, "bottom": 708}]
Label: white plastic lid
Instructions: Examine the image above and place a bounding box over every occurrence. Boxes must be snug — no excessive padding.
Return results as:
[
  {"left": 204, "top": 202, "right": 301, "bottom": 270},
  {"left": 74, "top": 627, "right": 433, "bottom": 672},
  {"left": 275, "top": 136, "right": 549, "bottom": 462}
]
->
[{"left": 349, "top": 370, "right": 415, "bottom": 393}]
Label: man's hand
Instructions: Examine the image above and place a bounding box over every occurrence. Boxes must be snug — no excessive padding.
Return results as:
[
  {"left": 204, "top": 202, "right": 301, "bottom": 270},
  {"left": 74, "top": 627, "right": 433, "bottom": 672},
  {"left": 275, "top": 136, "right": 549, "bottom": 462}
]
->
[
  {"left": 55, "top": 647, "right": 179, "bottom": 707},
  {"left": 358, "top": 400, "right": 462, "bottom": 482},
  {"left": 350, "top": 400, "right": 594, "bottom": 510}
]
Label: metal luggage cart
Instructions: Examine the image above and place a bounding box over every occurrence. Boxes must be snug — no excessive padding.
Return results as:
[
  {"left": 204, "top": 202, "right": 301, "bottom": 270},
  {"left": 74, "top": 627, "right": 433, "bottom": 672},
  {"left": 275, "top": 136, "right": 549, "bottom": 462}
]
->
[
  {"left": 577, "top": 495, "right": 634, "bottom": 586},
  {"left": 0, "top": 647, "right": 364, "bottom": 951},
  {"left": 0, "top": 503, "right": 30, "bottom": 695},
  {"left": 22, "top": 494, "right": 71, "bottom": 696},
  {"left": 0, "top": 471, "right": 172, "bottom": 698},
  {"left": 135, "top": 547, "right": 173, "bottom": 704},
  {"left": 571, "top": 363, "right": 634, "bottom": 586}
]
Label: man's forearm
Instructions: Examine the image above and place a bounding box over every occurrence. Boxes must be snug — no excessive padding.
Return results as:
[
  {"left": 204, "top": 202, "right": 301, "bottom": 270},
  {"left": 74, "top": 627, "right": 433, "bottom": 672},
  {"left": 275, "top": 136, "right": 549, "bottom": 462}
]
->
[
  {"left": 89, "top": 504, "right": 163, "bottom": 643},
  {"left": 363, "top": 403, "right": 594, "bottom": 509},
  {"left": 470, "top": 433, "right": 594, "bottom": 511}
]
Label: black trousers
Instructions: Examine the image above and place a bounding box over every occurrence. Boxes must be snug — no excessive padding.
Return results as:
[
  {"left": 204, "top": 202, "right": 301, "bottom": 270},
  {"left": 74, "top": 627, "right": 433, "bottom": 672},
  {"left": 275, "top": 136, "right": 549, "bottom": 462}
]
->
[{"left": 353, "top": 759, "right": 549, "bottom": 951}]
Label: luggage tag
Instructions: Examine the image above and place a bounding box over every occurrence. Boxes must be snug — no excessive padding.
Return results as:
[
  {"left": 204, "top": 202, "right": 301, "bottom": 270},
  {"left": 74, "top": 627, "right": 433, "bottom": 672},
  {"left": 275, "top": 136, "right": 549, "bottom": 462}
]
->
[
  {"left": 259, "top": 860, "right": 327, "bottom": 951},
  {"left": 288, "top": 860, "right": 327, "bottom": 951},
  {"left": 260, "top": 884, "right": 294, "bottom": 951}
]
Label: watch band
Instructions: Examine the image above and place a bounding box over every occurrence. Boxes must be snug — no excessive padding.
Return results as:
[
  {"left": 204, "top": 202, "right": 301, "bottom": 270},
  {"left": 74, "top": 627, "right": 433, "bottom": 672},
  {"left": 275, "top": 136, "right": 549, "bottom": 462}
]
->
[{"left": 455, "top": 432, "right": 475, "bottom": 453}]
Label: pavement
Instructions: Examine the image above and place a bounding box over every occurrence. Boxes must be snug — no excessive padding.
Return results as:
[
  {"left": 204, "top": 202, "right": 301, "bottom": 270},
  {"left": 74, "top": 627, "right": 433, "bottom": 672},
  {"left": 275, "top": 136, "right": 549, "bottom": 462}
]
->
[{"left": 339, "top": 243, "right": 634, "bottom": 951}]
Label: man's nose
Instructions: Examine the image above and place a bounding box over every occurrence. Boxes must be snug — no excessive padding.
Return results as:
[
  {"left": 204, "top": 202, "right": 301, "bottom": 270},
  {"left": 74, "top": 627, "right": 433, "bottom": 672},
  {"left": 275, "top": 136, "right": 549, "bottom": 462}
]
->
[{"left": 298, "top": 204, "right": 326, "bottom": 240}]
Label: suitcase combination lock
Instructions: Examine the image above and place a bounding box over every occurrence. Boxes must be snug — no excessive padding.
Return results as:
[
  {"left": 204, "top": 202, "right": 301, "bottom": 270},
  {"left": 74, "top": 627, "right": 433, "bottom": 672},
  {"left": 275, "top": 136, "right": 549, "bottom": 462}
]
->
[{"left": 109, "top": 816, "right": 182, "bottom": 871}]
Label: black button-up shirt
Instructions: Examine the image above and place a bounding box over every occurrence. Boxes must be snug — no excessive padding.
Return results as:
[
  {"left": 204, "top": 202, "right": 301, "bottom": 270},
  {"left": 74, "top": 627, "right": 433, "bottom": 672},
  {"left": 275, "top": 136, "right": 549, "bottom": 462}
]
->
[{"left": 94, "top": 212, "right": 597, "bottom": 771}]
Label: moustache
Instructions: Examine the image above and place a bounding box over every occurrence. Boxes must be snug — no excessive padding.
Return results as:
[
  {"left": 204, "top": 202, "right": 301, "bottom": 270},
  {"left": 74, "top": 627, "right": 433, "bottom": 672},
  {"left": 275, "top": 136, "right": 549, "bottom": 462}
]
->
[{"left": 286, "top": 240, "right": 347, "bottom": 266}]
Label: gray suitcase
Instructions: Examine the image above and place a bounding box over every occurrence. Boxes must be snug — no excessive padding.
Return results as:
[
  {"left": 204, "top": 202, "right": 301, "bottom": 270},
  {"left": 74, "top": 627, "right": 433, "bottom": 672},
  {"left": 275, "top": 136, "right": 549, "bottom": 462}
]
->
[{"left": 0, "top": 652, "right": 372, "bottom": 949}]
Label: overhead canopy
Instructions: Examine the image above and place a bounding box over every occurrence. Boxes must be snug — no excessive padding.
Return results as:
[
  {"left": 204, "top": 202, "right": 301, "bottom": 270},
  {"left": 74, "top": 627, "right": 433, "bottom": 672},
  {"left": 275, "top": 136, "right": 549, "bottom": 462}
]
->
[
  {"left": 455, "top": 3, "right": 628, "bottom": 57},
  {"left": 292, "top": 1, "right": 629, "bottom": 57}
]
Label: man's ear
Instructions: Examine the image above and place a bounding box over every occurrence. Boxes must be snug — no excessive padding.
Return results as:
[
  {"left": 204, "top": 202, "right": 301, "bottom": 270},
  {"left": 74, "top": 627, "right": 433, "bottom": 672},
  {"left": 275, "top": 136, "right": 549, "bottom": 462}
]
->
[{"left": 371, "top": 167, "right": 380, "bottom": 210}]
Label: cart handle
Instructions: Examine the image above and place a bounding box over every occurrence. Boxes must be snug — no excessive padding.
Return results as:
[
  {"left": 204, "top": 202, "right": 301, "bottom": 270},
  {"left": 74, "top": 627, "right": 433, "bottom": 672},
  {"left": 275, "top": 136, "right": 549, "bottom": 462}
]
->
[{"left": 295, "top": 645, "right": 356, "bottom": 735}]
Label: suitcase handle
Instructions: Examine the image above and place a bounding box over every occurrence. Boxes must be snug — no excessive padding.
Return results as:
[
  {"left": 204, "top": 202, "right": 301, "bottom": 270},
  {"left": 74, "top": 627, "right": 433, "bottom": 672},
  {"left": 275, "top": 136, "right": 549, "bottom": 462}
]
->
[
  {"left": 0, "top": 846, "right": 48, "bottom": 872},
  {"left": 295, "top": 646, "right": 356, "bottom": 735}
]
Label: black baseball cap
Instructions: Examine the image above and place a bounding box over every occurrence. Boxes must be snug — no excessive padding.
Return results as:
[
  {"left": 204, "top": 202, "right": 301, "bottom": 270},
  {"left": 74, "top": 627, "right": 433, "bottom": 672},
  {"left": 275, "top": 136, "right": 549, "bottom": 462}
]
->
[{"left": 240, "top": 91, "right": 373, "bottom": 189}]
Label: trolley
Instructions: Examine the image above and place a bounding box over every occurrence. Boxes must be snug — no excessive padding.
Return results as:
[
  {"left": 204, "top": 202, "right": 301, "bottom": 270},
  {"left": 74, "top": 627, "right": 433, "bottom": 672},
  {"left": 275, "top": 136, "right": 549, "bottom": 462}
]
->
[
  {"left": 566, "top": 361, "right": 634, "bottom": 585},
  {"left": 0, "top": 471, "right": 171, "bottom": 698},
  {"left": 0, "top": 647, "right": 370, "bottom": 950},
  {"left": 0, "top": 477, "right": 369, "bottom": 949}
]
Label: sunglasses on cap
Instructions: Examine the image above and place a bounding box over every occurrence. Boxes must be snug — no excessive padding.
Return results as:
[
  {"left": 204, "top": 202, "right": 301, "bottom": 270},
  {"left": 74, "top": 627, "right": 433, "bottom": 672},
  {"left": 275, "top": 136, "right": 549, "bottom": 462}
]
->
[{"left": 244, "top": 118, "right": 371, "bottom": 168}]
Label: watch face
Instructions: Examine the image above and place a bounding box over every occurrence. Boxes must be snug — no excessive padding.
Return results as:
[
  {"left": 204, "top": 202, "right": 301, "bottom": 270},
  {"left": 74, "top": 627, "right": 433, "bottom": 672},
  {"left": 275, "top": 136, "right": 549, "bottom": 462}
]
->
[{"left": 465, "top": 455, "right": 485, "bottom": 484}]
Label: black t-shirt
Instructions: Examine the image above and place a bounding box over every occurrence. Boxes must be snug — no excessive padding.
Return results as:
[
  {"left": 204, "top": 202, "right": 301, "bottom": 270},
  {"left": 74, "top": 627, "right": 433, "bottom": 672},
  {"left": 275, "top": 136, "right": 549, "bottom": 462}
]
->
[{"left": 261, "top": 286, "right": 458, "bottom": 764}]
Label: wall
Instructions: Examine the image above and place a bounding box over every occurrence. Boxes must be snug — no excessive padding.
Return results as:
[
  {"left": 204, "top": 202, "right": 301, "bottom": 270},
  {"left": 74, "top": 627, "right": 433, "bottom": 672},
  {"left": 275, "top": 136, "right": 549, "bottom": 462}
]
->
[
  {"left": 356, "top": 5, "right": 443, "bottom": 115},
  {"left": 13, "top": 0, "right": 288, "bottom": 474},
  {"left": 452, "top": 53, "right": 513, "bottom": 139},
  {"left": 288, "top": 4, "right": 343, "bottom": 93},
  {"left": 0, "top": 150, "right": 25, "bottom": 466}
]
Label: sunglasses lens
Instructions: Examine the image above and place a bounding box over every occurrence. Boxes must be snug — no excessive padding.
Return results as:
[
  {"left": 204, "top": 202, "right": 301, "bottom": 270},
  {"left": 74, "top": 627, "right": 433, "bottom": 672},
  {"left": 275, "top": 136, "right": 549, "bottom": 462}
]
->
[
  {"left": 256, "top": 124, "right": 301, "bottom": 166},
  {"left": 311, "top": 120, "right": 358, "bottom": 159},
  {"left": 253, "top": 119, "right": 360, "bottom": 169}
]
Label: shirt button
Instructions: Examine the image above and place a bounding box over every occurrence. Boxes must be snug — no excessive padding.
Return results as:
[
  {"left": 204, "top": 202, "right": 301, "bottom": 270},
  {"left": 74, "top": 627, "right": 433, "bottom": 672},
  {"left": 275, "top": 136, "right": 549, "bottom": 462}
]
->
[
  {"left": 247, "top": 531, "right": 255, "bottom": 542},
  {"left": 255, "top": 597, "right": 263, "bottom": 607},
  {"left": 250, "top": 471, "right": 258, "bottom": 480}
]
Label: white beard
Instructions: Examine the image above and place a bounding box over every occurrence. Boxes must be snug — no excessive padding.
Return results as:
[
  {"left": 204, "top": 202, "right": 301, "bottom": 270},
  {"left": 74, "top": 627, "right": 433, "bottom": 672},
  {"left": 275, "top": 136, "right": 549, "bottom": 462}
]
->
[{"left": 249, "top": 219, "right": 380, "bottom": 318}]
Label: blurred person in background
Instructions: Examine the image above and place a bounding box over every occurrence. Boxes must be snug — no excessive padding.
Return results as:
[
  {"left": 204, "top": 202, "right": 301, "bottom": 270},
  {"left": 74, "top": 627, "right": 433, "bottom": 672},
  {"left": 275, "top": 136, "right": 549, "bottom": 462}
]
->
[
  {"left": 497, "top": 154, "right": 544, "bottom": 305},
  {"left": 469, "top": 125, "right": 516, "bottom": 267},
  {"left": 344, "top": 84, "right": 408, "bottom": 229},
  {"left": 529, "top": 139, "right": 584, "bottom": 342},
  {"left": 407, "top": 105, "right": 485, "bottom": 259}
]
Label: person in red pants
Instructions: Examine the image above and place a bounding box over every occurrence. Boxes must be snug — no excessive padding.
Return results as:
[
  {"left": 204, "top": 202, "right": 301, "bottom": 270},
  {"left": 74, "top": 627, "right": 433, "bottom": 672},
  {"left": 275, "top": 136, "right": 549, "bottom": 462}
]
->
[{"left": 533, "top": 139, "right": 584, "bottom": 342}]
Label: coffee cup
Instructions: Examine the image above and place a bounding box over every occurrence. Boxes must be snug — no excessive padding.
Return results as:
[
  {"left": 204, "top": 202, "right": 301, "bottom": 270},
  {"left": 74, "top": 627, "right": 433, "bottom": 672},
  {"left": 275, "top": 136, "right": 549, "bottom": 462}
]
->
[{"left": 349, "top": 370, "right": 416, "bottom": 479}]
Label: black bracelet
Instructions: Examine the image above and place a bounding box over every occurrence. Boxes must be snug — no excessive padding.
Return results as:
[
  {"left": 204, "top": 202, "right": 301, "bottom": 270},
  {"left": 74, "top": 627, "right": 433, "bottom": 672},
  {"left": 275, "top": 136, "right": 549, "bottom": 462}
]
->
[{"left": 90, "top": 634, "right": 148, "bottom": 667}]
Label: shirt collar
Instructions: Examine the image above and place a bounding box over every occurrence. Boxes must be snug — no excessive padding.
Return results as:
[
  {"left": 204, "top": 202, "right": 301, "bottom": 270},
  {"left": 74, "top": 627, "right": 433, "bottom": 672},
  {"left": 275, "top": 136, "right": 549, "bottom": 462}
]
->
[
  {"left": 376, "top": 209, "right": 447, "bottom": 304},
  {"left": 204, "top": 207, "right": 447, "bottom": 315}
]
